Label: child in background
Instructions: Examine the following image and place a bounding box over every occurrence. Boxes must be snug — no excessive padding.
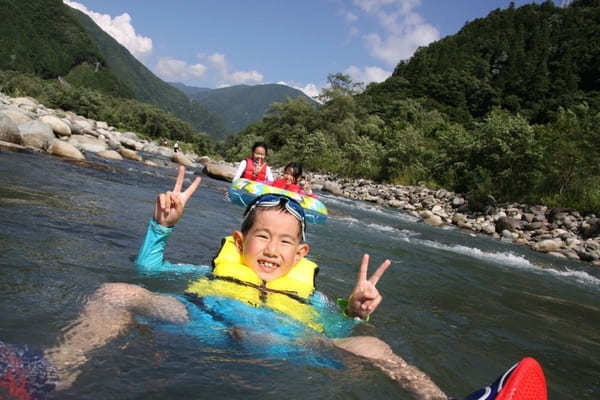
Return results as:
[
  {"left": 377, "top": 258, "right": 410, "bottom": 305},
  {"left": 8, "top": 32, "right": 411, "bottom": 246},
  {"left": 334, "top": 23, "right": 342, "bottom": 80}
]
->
[
  {"left": 272, "top": 162, "right": 316, "bottom": 198},
  {"left": 233, "top": 141, "right": 274, "bottom": 183}
]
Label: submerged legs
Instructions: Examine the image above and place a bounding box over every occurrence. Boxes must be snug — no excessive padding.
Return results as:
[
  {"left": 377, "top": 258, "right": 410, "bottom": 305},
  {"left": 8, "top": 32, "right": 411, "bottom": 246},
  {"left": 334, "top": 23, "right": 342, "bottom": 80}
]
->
[
  {"left": 333, "top": 336, "right": 448, "bottom": 400},
  {"left": 45, "top": 283, "right": 188, "bottom": 389}
]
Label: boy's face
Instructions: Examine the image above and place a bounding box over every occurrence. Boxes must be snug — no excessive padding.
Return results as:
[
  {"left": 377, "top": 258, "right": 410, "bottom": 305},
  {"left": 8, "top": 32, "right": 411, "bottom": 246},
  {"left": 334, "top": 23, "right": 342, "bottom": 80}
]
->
[{"left": 233, "top": 208, "right": 309, "bottom": 282}]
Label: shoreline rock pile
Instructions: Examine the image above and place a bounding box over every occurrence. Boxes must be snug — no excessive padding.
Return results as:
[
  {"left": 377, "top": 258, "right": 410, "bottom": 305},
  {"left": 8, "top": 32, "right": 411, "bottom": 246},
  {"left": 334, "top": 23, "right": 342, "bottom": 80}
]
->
[{"left": 1, "top": 92, "right": 598, "bottom": 266}]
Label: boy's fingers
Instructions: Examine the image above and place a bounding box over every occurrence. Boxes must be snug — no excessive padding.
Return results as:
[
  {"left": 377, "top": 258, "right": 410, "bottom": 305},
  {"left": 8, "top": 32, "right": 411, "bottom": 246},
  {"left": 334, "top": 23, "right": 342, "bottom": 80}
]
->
[
  {"left": 369, "top": 260, "right": 391, "bottom": 286},
  {"left": 182, "top": 177, "right": 202, "bottom": 203},
  {"left": 358, "top": 254, "right": 369, "bottom": 282},
  {"left": 173, "top": 166, "right": 185, "bottom": 193},
  {"left": 158, "top": 193, "right": 166, "bottom": 211}
]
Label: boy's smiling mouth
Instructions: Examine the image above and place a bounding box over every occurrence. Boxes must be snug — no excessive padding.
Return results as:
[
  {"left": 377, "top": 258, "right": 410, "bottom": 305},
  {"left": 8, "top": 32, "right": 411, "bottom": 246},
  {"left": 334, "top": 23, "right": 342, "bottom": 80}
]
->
[{"left": 258, "top": 260, "right": 279, "bottom": 271}]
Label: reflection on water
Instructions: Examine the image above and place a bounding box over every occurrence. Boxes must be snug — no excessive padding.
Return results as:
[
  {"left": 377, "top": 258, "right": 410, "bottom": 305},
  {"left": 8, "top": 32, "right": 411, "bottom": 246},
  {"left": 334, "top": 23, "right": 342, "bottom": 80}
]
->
[{"left": 1, "top": 150, "right": 599, "bottom": 399}]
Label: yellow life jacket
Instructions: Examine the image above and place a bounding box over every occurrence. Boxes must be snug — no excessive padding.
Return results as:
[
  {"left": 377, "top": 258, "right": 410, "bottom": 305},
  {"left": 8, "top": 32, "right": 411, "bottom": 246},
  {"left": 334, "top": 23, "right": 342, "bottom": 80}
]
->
[{"left": 185, "top": 236, "right": 323, "bottom": 332}]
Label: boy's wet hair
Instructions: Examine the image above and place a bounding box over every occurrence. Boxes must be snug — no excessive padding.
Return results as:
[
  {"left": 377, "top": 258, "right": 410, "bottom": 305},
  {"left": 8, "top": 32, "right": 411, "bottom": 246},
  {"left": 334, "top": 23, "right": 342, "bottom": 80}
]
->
[
  {"left": 284, "top": 162, "right": 303, "bottom": 181},
  {"left": 241, "top": 197, "right": 305, "bottom": 242},
  {"left": 241, "top": 204, "right": 303, "bottom": 241},
  {"left": 252, "top": 141, "right": 268, "bottom": 155}
]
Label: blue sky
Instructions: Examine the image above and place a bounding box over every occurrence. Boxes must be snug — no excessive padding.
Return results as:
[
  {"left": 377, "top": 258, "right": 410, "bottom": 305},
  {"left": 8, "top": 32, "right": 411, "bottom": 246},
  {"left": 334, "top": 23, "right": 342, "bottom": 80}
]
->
[{"left": 63, "top": 0, "right": 563, "bottom": 97}]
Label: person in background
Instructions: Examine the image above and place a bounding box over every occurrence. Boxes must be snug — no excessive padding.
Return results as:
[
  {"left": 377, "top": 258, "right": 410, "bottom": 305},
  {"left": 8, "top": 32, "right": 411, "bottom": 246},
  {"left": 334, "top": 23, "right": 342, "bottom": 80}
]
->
[
  {"left": 233, "top": 141, "right": 274, "bottom": 183},
  {"left": 272, "top": 162, "right": 316, "bottom": 198},
  {"left": 272, "top": 162, "right": 302, "bottom": 193},
  {"left": 173, "top": 141, "right": 180, "bottom": 153}
]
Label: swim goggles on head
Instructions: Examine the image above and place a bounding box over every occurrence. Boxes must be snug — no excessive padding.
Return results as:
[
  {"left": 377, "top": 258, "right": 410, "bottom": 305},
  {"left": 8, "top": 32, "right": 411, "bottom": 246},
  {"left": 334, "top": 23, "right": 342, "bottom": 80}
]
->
[{"left": 243, "top": 194, "right": 306, "bottom": 241}]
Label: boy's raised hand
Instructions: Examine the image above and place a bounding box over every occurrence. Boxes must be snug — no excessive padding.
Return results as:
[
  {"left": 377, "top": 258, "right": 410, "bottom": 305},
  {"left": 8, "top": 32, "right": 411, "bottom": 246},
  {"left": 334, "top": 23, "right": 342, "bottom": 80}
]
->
[
  {"left": 154, "top": 166, "right": 201, "bottom": 227},
  {"left": 346, "top": 254, "right": 391, "bottom": 319}
]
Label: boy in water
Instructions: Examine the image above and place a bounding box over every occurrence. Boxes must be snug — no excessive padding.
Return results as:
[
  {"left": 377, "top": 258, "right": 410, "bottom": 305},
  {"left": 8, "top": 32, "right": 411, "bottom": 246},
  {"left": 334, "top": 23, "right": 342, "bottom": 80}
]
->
[
  {"left": 2, "top": 167, "right": 545, "bottom": 400},
  {"left": 35, "top": 166, "right": 445, "bottom": 399}
]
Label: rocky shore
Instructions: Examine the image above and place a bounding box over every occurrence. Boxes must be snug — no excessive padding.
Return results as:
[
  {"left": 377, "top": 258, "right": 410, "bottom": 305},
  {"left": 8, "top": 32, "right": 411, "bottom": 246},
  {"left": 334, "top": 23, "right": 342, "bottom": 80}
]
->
[{"left": 1, "top": 92, "right": 598, "bottom": 266}]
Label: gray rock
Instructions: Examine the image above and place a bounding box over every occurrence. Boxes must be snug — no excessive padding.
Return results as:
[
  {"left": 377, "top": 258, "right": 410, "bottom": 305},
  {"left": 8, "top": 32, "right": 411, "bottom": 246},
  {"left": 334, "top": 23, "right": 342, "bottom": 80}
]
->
[
  {"left": 172, "top": 152, "right": 194, "bottom": 167},
  {"left": 18, "top": 120, "right": 55, "bottom": 150},
  {"left": 68, "top": 135, "right": 108, "bottom": 153},
  {"left": 495, "top": 216, "right": 523, "bottom": 233},
  {"left": 204, "top": 161, "right": 236, "bottom": 182},
  {"left": 47, "top": 141, "right": 85, "bottom": 160},
  {"left": 0, "top": 114, "right": 21, "bottom": 144},
  {"left": 579, "top": 218, "right": 600, "bottom": 239},
  {"left": 39, "top": 115, "right": 71, "bottom": 137},
  {"left": 118, "top": 147, "right": 142, "bottom": 161},
  {"left": 534, "top": 239, "right": 562, "bottom": 253},
  {"left": 322, "top": 181, "right": 343, "bottom": 196},
  {"left": 0, "top": 107, "right": 33, "bottom": 125},
  {"left": 97, "top": 150, "right": 123, "bottom": 160}
]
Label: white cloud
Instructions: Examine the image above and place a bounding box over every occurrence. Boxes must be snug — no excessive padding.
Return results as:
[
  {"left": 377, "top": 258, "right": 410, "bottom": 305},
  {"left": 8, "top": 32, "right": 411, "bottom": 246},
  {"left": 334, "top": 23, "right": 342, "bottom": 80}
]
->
[
  {"left": 207, "top": 53, "right": 263, "bottom": 85},
  {"left": 277, "top": 81, "right": 321, "bottom": 99},
  {"left": 63, "top": 1, "right": 152, "bottom": 61},
  {"left": 345, "top": 11, "right": 358, "bottom": 22},
  {"left": 352, "top": 0, "right": 440, "bottom": 65},
  {"left": 154, "top": 57, "right": 207, "bottom": 80},
  {"left": 344, "top": 65, "right": 391, "bottom": 85}
]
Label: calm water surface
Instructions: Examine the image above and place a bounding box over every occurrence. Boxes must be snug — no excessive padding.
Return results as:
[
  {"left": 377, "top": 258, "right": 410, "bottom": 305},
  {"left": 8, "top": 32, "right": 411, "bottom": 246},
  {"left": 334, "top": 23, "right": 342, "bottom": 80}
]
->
[{"left": 1, "top": 150, "right": 598, "bottom": 399}]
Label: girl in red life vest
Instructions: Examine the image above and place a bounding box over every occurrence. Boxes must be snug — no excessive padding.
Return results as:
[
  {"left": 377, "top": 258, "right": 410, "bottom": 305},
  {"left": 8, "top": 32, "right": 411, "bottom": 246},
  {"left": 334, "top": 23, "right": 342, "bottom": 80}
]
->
[
  {"left": 272, "top": 162, "right": 316, "bottom": 197},
  {"left": 232, "top": 142, "right": 274, "bottom": 183}
]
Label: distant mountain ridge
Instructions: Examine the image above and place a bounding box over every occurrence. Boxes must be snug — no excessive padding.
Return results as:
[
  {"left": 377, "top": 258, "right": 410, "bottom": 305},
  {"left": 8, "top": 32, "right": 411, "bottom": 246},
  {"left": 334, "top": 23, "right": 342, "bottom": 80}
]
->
[
  {"left": 171, "top": 82, "right": 318, "bottom": 134},
  {"left": 0, "top": 0, "right": 228, "bottom": 141}
]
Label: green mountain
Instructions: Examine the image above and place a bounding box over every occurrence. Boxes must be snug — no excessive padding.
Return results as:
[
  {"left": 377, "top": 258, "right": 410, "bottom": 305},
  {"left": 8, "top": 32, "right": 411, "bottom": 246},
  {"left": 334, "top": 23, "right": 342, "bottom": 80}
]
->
[
  {"left": 363, "top": 0, "right": 600, "bottom": 124},
  {"left": 171, "top": 82, "right": 318, "bottom": 133},
  {"left": 0, "top": 0, "right": 228, "bottom": 141},
  {"left": 0, "top": 0, "right": 133, "bottom": 98},
  {"left": 68, "top": 8, "right": 228, "bottom": 140}
]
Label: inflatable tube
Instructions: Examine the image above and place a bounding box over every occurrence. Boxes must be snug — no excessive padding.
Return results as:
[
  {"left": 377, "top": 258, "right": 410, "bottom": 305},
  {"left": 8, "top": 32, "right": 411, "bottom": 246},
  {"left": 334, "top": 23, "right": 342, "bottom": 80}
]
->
[{"left": 229, "top": 178, "right": 328, "bottom": 224}]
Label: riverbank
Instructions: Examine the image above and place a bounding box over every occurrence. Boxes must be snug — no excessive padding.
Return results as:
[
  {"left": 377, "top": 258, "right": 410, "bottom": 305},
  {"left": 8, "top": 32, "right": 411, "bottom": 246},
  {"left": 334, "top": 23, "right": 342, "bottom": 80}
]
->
[{"left": 1, "top": 92, "right": 598, "bottom": 266}]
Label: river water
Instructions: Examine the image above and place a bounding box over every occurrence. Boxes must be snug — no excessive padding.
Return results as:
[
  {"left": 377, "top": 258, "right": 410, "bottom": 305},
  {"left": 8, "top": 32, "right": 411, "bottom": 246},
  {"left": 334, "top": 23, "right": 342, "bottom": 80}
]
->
[{"left": 1, "top": 150, "right": 598, "bottom": 399}]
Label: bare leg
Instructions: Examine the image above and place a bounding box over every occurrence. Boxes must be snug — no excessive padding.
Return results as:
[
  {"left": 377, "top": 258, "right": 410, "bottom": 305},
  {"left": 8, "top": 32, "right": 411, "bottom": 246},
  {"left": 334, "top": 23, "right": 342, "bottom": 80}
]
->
[
  {"left": 333, "top": 336, "right": 448, "bottom": 400},
  {"left": 45, "top": 283, "right": 189, "bottom": 390}
]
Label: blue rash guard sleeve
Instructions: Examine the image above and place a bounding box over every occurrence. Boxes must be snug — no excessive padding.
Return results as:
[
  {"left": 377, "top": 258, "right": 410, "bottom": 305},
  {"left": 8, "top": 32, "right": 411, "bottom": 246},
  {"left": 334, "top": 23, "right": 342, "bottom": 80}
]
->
[{"left": 135, "top": 219, "right": 210, "bottom": 276}]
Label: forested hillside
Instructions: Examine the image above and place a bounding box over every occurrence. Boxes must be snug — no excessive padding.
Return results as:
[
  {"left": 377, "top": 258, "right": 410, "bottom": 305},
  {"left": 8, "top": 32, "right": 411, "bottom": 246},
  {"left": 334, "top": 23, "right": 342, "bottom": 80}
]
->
[
  {"left": 369, "top": 0, "right": 600, "bottom": 124},
  {"left": 0, "top": 0, "right": 227, "bottom": 141},
  {"left": 172, "top": 83, "right": 317, "bottom": 133},
  {"left": 224, "top": 0, "right": 600, "bottom": 213},
  {"left": 68, "top": 8, "right": 228, "bottom": 140},
  {"left": 0, "top": 0, "right": 133, "bottom": 98}
]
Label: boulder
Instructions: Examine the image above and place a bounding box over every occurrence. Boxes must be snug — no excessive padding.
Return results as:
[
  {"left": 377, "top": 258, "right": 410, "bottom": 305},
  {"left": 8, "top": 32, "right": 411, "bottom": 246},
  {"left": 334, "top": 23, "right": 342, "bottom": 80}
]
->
[
  {"left": 495, "top": 216, "right": 523, "bottom": 233},
  {"left": 579, "top": 218, "right": 600, "bottom": 239},
  {"left": 534, "top": 239, "right": 562, "bottom": 253},
  {"left": 0, "top": 114, "right": 21, "bottom": 144},
  {"left": 0, "top": 140, "right": 27, "bottom": 152},
  {"left": 204, "top": 161, "right": 236, "bottom": 181},
  {"left": 118, "top": 147, "right": 142, "bottom": 161},
  {"left": 39, "top": 115, "right": 71, "bottom": 137},
  {"left": 97, "top": 150, "right": 123, "bottom": 160},
  {"left": 142, "top": 142, "right": 173, "bottom": 157},
  {"left": 68, "top": 134, "right": 108, "bottom": 153},
  {"left": 13, "top": 97, "right": 38, "bottom": 109},
  {"left": 424, "top": 214, "right": 444, "bottom": 227},
  {"left": 120, "top": 131, "right": 139, "bottom": 141},
  {"left": 18, "top": 120, "right": 55, "bottom": 150},
  {"left": 322, "top": 181, "right": 343, "bottom": 196},
  {"left": 47, "top": 141, "right": 85, "bottom": 160},
  {"left": 172, "top": 152, "right": 194, "bottom": 167},
  {"left": 197, "top": 156, "right": 211, "bottom": 164},
  {"left": 0, "top": 107, "right": 33, "bottom": 125}
]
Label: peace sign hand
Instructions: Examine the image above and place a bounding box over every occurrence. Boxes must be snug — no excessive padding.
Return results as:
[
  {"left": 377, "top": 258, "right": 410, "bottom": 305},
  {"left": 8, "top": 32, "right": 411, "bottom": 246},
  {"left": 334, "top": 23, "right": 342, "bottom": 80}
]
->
[
  {"left": 154, "top": 166, "right": 201, "bottom": 227},
  {"left": 346, "top": 254, "right": 391, "bottom": 319}
]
